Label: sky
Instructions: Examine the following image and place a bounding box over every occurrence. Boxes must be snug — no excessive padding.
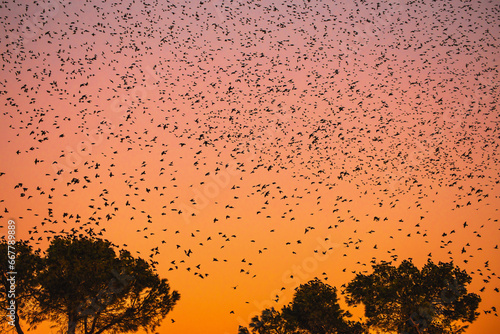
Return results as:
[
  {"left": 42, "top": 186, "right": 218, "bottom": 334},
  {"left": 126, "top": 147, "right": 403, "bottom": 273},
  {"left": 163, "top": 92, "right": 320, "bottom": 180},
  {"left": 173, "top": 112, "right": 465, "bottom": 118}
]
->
[{"left": 0, "top": 0, "right": 499, "bottom": 333}]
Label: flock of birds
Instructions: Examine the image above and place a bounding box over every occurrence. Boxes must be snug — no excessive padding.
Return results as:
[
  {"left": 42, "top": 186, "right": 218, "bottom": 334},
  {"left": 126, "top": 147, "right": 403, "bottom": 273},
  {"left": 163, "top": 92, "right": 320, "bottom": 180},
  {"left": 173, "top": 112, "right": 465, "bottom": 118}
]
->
[{"left": 0, "top": 0, "right": 499, "bottom": 332}]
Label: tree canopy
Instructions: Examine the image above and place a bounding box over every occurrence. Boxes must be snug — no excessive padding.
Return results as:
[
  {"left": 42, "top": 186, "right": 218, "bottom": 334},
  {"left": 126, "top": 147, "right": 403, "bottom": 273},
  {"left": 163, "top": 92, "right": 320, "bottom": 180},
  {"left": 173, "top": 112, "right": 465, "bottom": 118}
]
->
[
  {"left": 0, "top": 238, "right": 44, "bottom": 334},
  {"left": 345, "top": 259, "right": 481, "bottom": 334},
  {"left": 239, "top": 278, "right": 363, "bottom": 334},
  {"left": 283, "top": 278, "right": 362, "bottom": 334},
  {"left": 1, "top": 235, "right": 179, "bottom": 334},
  {"left": 238, "top": 307, "right": 291, "bottom": 334}
]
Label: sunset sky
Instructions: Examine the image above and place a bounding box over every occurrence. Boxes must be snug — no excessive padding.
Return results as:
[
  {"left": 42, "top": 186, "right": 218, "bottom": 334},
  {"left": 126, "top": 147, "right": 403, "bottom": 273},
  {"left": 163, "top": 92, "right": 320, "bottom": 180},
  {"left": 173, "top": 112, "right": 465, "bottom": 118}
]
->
[{"left": 1, "top": 0, "right": 499, "bottom": 333}]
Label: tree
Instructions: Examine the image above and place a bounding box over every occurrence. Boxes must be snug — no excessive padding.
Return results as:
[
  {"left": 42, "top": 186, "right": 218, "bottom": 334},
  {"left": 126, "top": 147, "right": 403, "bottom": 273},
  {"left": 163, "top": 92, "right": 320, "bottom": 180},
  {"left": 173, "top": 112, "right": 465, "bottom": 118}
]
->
[
  {"left": 238, "top": 307, "right": 309, "bottom": 334},
  {"left": 0, "top": 238, "right": 44, "bottom": 334},
  {"left": 246, "top": 307, "right": 293, "bottom": 334},
  {"left": 35, "top": 235, "right": 180, "bottom": 334},
  {"left": 345, "top": 259, "right": 481, "bottom": 334},
  {"left": 238, "top": 279, "right": 364, "bottom": 334},
  {"left": 283, "top": 278, "right": 364, "bottom": 334}
]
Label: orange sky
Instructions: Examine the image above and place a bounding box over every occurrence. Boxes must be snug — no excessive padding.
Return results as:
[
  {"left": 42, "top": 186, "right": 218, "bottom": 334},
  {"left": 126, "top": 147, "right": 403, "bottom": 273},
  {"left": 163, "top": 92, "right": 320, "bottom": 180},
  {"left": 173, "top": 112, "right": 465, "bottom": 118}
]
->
[{"left": 1, "top": 0, "right": 499, "bottom": 333}]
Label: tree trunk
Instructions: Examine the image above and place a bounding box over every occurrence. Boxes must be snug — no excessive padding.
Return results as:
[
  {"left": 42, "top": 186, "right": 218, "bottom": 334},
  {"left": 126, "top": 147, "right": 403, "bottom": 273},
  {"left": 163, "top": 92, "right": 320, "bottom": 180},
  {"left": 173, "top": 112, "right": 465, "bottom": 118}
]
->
[
  {"left": 2, "top": 275, "right": 24, "bottom": 334},
  {"left": 67, "top": 313, "right": 77, "bottom": 334},
  {"left": 13, "top": 305, "right": 24, "bottom": 334}
]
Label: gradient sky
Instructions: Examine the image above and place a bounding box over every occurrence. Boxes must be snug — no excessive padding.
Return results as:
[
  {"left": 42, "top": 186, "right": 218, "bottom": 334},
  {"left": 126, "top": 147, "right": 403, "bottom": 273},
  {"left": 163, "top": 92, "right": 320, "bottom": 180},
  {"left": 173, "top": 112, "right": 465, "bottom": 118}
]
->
[{"left": 1, "top": 0, "right": 499, "bottom": 333}]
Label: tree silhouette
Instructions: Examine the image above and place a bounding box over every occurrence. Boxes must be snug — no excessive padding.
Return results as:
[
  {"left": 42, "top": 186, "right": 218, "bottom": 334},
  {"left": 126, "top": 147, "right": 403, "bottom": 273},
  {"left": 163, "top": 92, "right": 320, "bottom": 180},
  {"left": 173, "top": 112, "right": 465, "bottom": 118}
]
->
[
  {"left": 283, "top": 278, "right": 364, "bottom": 334},
  {"left": 33, "top": 235, "right": 179, "bottom": 334},
  {"left": 0, "top": 238, "right": 44, "bottom": 334},
  {"left": 238, "top": 278, "right": 363, "bottom": 334},
  {"left": 345, "top": 259, "right": 481, "bottom": 334},
  {"left": 244, "top": 307, "right": 294, "bottom": 334}
]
